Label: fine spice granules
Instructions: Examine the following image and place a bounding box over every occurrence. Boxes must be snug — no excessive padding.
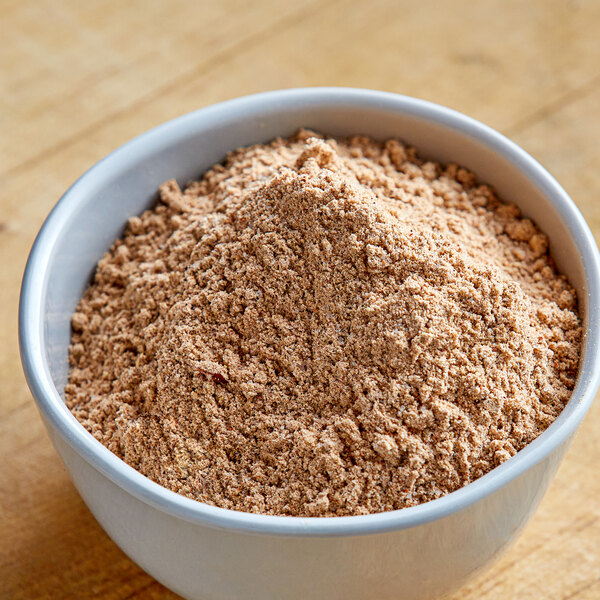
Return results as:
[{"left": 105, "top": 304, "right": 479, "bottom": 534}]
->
[{"left": 65, "top": 130, "right": 581, "bottom": 517}]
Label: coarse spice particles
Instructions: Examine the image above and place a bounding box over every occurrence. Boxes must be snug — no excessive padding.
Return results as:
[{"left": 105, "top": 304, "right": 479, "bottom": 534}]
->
[{"left": 65, "top": 130, "right": 581, "bottom": 517}]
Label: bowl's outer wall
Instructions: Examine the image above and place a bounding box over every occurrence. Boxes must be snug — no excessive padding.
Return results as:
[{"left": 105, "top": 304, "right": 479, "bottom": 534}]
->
[
  {"left": 49, "top": 423, "right": 569, "bottom": 600},
  {"left": 22, "top": 89, "right": 600, "bottom": 600}
]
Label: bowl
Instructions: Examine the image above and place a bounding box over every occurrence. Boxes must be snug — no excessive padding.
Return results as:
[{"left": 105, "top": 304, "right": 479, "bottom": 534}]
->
[{"left": 19, "top": 88, "right": 600, "bottom": 600}]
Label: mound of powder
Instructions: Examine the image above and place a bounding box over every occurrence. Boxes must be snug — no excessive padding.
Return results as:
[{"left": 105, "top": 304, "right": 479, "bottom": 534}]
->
[{"left": 66, "top": 130, "right": 581, "bottom": 517}]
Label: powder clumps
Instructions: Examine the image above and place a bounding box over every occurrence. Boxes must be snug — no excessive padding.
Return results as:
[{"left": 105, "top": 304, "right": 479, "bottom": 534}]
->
[{"left": 66, "top": 130, "right": 582, "bottom": 517}]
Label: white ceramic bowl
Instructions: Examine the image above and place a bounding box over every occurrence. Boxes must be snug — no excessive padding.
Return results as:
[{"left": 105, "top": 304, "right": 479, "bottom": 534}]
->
[{"left": 19, "top": 88, "right": 600, "bottom": 600}]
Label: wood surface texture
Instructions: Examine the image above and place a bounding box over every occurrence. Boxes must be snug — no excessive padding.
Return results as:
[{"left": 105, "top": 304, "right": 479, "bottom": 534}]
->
[{"left": 1, "top": 1, "right": 599, "bottom": 598}]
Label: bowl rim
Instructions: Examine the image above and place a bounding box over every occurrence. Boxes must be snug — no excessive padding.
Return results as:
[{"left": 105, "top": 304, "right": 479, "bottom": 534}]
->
[{"left": 19, "top": 87, "right": 600, "bottom": 537}]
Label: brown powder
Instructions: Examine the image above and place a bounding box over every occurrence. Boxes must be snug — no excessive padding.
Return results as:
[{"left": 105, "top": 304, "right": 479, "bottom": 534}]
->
[{"left": 65, "top": 130, "right": 582, "bottom": 517}]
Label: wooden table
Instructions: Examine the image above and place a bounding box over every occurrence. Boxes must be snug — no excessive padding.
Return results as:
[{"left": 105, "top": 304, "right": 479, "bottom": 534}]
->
[{"left": 1, "top": 1, "right": 599, "bottom": 598}]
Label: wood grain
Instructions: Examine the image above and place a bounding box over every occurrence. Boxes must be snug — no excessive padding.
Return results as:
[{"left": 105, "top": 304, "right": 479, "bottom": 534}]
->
[{"left": 1, "top": 1, "right": 599, "bottom": 598}]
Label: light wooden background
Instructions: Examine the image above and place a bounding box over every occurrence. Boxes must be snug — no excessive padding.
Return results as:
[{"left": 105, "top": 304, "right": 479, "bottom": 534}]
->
[{"left": 1, "top": 1, "right": 599, "bottom": 598}]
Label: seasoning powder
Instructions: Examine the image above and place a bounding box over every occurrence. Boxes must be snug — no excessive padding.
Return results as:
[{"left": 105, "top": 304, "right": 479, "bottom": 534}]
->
[{"left": 66, "top": 131, "right": 581, "bottom": 517}]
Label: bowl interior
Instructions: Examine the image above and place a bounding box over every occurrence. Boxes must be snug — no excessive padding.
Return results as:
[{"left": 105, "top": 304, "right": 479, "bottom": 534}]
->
[{"left": 22, "top": 89, "right": 600, "bottom": 535}]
